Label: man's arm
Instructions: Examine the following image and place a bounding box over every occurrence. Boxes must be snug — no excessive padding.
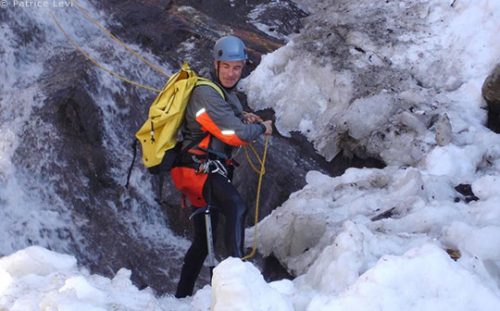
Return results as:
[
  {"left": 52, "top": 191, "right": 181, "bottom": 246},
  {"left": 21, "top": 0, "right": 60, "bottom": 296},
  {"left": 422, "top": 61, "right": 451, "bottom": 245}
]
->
[{"left": 191, "top": 86, "right": 266, "bottom": 146}]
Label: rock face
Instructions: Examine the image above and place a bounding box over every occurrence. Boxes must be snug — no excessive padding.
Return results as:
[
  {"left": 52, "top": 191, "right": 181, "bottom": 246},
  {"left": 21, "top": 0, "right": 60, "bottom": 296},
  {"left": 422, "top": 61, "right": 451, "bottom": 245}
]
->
[
  {"left": 98, "top": 0, "right": 293, "bottom": 75},
  {"left": 29, "top": 52, "right": 183, "bottom": 293},
  {"left": 483, "top": 64, "right": 500, "bottom": 133}
]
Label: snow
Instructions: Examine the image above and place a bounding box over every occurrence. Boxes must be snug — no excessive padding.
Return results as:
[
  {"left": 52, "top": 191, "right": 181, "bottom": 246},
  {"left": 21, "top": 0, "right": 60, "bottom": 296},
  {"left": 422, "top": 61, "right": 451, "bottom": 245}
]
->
[
  {"left": 307, "top": 244, "right": 500, "bottom": 311},
  {"left": 243, "top": 0, "right": 500, "bottom": 166},
  {"left": 0, "top": 246, "right": 186, "bottom": 311},
  {"left": 2, "top": 0, "right": 500, "bottom": 310},
  {"left": 240, "top": 41, "right": 353, "bottom": 160},
  {"left": 211, "top": 258, "right": 293, "bottom": 311}
]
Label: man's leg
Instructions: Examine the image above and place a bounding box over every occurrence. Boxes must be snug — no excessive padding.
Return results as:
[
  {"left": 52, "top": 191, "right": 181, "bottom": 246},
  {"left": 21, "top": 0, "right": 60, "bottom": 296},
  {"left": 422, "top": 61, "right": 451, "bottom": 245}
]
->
[
  {"left": 175, "top": 208, "right": 219, "bottom": 298},
  {"left": 206, "top": 173, "right": 248, "bottom": 258}
]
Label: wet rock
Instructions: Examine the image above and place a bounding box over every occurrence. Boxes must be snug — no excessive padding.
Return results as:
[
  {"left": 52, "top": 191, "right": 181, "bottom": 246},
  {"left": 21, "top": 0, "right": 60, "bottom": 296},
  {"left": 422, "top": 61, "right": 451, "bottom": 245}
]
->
[
  {"left": 445, "top": 248, "right": 461, "bottom": 261},
  {"left": 454, "top": 184, "right": 479, "bottom": 203},
  {"left": 95, "top": 0, "right": 289, "bottom": 74},
  {"left": 247, "top": 1, "right": 308, "bottom": 40},
  {"left": 483, "top": 64, "right": 500, "bottom": 112},
  {"left": 483, "top": 64, "right": 500, "bottom": 133},
  {"left": 20, "top": 51, "right": 184, "bottom": 294},
  {"left": 371, "top": 207, "right": 396, "bottom": 221}
]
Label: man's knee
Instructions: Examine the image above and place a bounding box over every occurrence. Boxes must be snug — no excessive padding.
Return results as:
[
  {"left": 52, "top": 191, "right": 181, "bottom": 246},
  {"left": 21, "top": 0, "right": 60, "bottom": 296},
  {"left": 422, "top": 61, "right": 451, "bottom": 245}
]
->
[{"left": 233, "top": 197, "right": 247, "bottom": 218}]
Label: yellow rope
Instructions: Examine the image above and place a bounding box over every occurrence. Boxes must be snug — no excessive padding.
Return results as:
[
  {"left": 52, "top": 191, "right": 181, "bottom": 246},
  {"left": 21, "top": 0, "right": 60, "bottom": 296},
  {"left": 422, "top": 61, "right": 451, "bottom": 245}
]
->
[
  {"left": 243, "top": 135, "right": 270, "bottom": 261},
  {"left": 243, "top": 145, "right": 263, "bottom": 175},
  {"left": 243, "top": 139, "right": 268, "bottom": 175},
  {"left": 70, "top": 0, "right": 170, "bottom": 78},
  {"left": 50, "top": 11, "right": 162, "bottom": 93}
]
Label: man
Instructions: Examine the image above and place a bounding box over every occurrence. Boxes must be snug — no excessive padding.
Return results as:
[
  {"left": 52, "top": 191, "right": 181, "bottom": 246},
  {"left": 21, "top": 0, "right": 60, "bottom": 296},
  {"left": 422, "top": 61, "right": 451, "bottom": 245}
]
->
[{"left": 171, "top": 35, "right": 272, "bottom": 298}]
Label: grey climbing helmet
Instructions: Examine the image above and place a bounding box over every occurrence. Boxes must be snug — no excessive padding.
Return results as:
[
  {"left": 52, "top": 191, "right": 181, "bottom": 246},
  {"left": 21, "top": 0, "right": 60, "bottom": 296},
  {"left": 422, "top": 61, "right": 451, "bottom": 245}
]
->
[{"left": 213, "top": 35, "right": 248, "bottom": 62}]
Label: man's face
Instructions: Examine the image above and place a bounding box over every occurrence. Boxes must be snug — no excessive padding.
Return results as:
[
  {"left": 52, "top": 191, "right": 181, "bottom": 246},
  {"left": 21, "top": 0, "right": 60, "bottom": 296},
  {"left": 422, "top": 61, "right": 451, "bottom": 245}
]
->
[{"left": 215, "top": 60, "right": 244, "bottom": 88}]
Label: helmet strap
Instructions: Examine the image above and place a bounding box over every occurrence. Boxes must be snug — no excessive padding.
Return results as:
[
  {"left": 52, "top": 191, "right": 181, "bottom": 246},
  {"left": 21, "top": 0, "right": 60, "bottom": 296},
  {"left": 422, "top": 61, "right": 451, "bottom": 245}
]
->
[{"left": 215, "top": 61, "right": 220, "bottom": 82}]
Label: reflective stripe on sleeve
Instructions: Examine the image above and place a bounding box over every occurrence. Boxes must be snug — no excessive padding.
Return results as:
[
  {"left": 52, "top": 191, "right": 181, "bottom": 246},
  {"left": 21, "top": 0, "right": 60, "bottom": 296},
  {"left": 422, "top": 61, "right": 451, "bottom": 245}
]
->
[
  {"left": 196, "top": 108, "right": 206, "bottom": 117},
  {"left": 195, "top": 109, "right": 247, "bottom": 146},
  {"left": 221, "top": 130, "right": 235, "bottom": 136}
]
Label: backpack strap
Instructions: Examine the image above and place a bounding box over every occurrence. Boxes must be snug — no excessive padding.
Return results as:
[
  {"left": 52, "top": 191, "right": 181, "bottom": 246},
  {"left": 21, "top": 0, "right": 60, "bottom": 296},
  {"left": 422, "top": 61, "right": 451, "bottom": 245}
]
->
[
  {"left": 196, "top": 78, "right": 225, "bottom": 100},
  {"left": 187, "top": 78, "right": 225, "bottom": 159},
  {"left": 125, "top": 140, "right": 138, "bottom": 188}
]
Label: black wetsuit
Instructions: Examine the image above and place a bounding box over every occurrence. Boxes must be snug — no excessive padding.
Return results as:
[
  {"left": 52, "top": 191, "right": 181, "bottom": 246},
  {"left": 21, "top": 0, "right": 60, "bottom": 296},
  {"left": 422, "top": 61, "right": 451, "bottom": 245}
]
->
[{"left": 175, "top": 171, "right": 247, "bottom": 298}]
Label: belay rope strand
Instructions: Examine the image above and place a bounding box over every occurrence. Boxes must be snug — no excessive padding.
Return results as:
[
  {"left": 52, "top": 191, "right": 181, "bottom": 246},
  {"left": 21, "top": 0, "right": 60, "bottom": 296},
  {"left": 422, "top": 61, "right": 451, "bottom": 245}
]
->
[
  {"left": 69, "top": 0, "right": 170, "bottom": 79},
  {"left": 51, "top": 2, "right": 270, "bottom": 261},
  {"left": 242, "top": 135, "right": 269, "bottom": 261},
  {"left": 49, "top": 5, "right": 162, "bottom": 93}
]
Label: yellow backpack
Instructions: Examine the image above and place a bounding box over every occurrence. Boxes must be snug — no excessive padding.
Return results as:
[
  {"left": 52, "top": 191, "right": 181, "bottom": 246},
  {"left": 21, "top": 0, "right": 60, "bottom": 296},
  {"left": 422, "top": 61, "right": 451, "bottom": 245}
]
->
[{"left": 126, "top": 62, "right": 224, "bottom": 185}]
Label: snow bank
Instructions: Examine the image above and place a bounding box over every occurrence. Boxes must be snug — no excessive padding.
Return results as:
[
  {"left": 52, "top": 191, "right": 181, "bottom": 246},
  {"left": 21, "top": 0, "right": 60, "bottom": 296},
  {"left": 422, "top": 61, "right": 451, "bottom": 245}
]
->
[
  {"left": 240, "top": 2, "right": 500, "bottom": 305},
  {"left": 3, "top": 242, "right": 498, "bottom": 311},
  {"left": 308, "top": 244, "right": 500, "bottom": 311},
  {"left": 250, "top": 162, "right": 500, "bottom": 307},
  {"left": 0, "top": 246, "right": 189, "bottom": 311},
  {"left": 211, "top": 258, "right": 293, "bottom": 310},
  {"left": 243, "top": 0, "right": 500, "bottom": 165}
]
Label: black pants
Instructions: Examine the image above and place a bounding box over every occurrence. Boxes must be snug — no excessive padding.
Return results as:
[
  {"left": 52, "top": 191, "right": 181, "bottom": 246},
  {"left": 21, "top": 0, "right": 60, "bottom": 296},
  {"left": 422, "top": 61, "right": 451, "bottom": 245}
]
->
[{"left": 175, "top": 172, "right": 248, "bottom": 298}]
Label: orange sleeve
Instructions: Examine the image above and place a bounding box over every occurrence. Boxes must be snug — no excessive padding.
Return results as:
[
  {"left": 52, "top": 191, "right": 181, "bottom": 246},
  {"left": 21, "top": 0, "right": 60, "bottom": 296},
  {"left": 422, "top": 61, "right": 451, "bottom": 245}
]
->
[{"left": 195, "top": 108, "right": 249, "bottom": 146}]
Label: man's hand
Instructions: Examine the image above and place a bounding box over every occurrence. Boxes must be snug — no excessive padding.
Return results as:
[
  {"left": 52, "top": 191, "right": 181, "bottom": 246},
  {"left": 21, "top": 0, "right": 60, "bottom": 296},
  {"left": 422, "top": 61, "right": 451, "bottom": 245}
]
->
[
  {"left": 261, "top": 120, "right": 273, "bottom": 135},
  {"left": 243, "top": 112, "right": 263, "bottom": 124}
]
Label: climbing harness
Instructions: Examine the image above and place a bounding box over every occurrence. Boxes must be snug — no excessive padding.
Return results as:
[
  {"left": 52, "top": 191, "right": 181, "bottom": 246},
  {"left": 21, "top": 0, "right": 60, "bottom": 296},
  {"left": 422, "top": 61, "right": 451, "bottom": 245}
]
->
[{"left": 196, "top": 158, "right": 229, "bottom": 178}]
